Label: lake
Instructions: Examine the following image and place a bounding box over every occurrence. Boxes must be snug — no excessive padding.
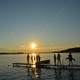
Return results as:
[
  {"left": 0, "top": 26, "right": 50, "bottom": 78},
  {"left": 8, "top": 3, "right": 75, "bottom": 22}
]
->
[{"left": 0, "top": 53, "right": 80, "bottom": 80}]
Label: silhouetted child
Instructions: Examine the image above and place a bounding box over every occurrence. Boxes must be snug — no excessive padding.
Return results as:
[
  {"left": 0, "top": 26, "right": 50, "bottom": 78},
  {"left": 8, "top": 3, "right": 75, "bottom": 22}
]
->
[
  {"left": 36, "top": 55, "right": 38, "bottom": 62},
  {"left": 36, "top": 54, "right": 41, "bottom": 62},
  {"left": 31, "top": 55, "right": 33, "bottom": 63},
  {"left": 54, "top": 54, "right": 56, "bottom": 65},
  {"left": 66, "top": 52, "right": 75, "bottom": 66},
  {"left": 27, "top": 53, "right": 30, "bottom": 64},
  {"left": 57, "top": 53, "right": 61, "bottom": 65}
]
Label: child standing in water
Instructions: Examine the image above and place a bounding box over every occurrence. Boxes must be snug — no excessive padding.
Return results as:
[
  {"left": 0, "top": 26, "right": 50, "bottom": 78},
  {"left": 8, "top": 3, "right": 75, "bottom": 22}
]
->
[
  {"left": 66, "top": 52, "right": 76, "bottom": 66},
  {"left": 54, "top": 54, "right": 56, "bottom": 65},
  {"left": 27, "top": 53, "right": 30, "bottom": 64},
  {"left": 57, "top": 53, "right": 61, "bottom": 65}
]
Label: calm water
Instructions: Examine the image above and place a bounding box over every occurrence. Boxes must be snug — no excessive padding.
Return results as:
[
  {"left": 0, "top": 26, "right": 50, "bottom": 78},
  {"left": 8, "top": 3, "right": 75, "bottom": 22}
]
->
[{"left": 0, "top": 53, "right": 80, "bottom": 80}]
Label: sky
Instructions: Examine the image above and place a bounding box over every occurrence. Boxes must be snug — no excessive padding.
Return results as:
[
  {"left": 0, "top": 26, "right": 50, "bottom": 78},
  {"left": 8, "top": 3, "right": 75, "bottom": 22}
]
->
[{"left": 0, "top": 0, "right": 80, "bottom": 52}]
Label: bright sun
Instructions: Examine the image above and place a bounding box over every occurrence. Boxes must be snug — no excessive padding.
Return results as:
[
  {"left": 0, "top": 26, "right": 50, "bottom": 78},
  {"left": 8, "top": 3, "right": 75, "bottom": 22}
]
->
[{"left": 31, "top": 43, "right": 36, "bottom": 49}]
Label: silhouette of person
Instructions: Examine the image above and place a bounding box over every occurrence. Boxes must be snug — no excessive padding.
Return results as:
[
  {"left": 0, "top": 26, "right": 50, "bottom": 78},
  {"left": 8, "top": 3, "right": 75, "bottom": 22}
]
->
[
  {"left": 57, "top": 53, "right": 61, "bottom": 65},
  {"left": 31, "top": 55, "right": 33, "bottom": 63},
  {"left": 69, "top": 53, "right": 73, "bottom": 65},
  {"left": 38, "top": 54, "right": 40, "bottom": 62},
  {"left": 66, "top": 52, "right": 75, "bottom": 66},
  {"left": 54, "top": 54, "right": 56, "bottom": 65},
  {"left": 36, "top": 54, "right": 41, "bottom": 62},
  {"left": 27, "top": 53, "right": 30, "bottom": 64},
  {"left": 36, "top": 55, "right": 38, "bottom": 62}
]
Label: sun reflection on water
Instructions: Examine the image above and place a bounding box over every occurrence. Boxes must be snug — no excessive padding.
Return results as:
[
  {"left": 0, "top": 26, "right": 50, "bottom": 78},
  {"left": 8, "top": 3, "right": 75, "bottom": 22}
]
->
[
  {"left": 31, "top": 53, "right": 37, "bottom": 68},
  {"left": 30, "top": 66, "right": 41, "bottom": 79},
  {"left": 32, "top": 64, "right": 36, "bottom": 68},
  {"left": 31, "top": 53, "right": 36, "bottom": 64}
]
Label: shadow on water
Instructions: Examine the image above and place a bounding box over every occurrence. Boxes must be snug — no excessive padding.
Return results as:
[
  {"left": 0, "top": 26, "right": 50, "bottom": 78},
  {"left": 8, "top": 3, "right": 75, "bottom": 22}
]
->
[
  {"left": 68, "top": 69, "right": 75, "bottom": 80},
  {"left": 54, "top": 69, "right": 62, "bottom": 80},
  {"left": 26, "top": 66, "right": 78, "bottom": 80},
  {"left": 54, "top": 68, "right": 76, "bottom": 80}
]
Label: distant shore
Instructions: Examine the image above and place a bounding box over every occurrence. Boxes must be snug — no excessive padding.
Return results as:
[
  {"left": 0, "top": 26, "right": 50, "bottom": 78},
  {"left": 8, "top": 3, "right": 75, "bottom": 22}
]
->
[
  {"left": 0, "top": 51, "right": 55, "bottom": 55},
  {"left": 0, "top": 52, "right": 25, "bottom": 55},
  {"left": 0, "top": 47, "right": 80, "bottom": 55}
]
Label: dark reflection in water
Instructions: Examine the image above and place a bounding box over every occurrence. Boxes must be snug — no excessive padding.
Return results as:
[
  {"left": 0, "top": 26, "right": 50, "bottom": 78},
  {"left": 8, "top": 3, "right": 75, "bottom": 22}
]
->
[
  {"left": 27, "top": 66, "right": 77, "bottom": 80},
  {"left": 54, "top": 68, "right": 76, "bottom": 80},
  {"left": 27, "top": 67, "right": 30, "bottom": 77},
  {"left": 68, "top": 69, "right": 75, "bottom": 80},
  {"left": 54, "top": 69, "right": 62, "bottom": 80}
]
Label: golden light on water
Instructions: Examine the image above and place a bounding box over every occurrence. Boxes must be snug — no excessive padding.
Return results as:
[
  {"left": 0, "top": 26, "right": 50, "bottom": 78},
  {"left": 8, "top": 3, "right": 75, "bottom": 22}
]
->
[
  {"left": 30, "top": 43, "right": 37, "bottom": 67},
  {"left": 32, "top": 64, "right": 36, "bottom": 68},
  {"left": 31, "top": 53, "right": 36, "bottom": 68},
  {"left": 32, "top": 53, "right": 36, "bottom": 64}
]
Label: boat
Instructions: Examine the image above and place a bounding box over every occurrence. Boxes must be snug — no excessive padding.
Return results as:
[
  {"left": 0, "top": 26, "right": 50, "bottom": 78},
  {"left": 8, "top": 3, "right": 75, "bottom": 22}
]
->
[
  {"left": 36, "top": 59, "right": 50, "bottom": 68},
  {"left": 36, "top": 59, "right": 50, "bottom": 64}
]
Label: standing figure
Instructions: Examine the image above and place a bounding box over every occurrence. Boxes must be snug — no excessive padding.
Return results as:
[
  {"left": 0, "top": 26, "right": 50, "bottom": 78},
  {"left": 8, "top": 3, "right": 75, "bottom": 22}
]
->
[
  {"left": 66, "top": 53, "right": 75, "bottom": 66},
  {"left": 36, "top": 54, "right": 41, "bottom": 62},
  {"left": 54, "top": 54, "right": 56, "bottom": 65},
  {"left": 36, "top": 54, "right": 38, "bottom": 62},
  {"left": 57, "top": 53, "right": 61, "bottom": 65},
  {"left": 31, "top": 55, "right": 33, "bottom": 63},
  {"left": 27, "top": 53, "right": 30, "bottom": 64},
  {"left": 38, "top": 54, "right": 40, "bottom": 62},
  {"left": 69, "top": 53, "right": 73, "bottom": 65}
]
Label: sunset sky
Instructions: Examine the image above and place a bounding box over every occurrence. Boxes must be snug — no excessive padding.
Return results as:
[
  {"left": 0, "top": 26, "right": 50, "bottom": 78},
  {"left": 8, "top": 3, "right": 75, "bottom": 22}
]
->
[{"left": 0, "top": 0, "right": 80, "bottom": 52}]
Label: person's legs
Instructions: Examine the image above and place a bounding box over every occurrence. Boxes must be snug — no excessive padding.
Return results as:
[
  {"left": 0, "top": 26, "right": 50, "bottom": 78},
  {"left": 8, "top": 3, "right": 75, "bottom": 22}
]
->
[
  {"left": 69, "top": 60, "right": 70, "bottom": 66},
  {"left": 71, "top": 60, "right": 73, "bottom": 65},
  {"left": 57, "top": 60, "right": 59, "bottom": 65},
  {"left": 54, "top": 60, "right": 56, "bottom": 65},
  {"left": 59, "top": 59, "right": 61, "bottom": 65}
]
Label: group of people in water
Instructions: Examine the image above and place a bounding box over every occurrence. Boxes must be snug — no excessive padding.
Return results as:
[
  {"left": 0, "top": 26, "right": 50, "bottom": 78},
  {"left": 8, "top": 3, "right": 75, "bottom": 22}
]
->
[
  {"left": 54, "top": 53, "right": 61, "bottom": 65},
  {"left": 27, "top": 53, "right": 41, "bottom": 64},
  {"left": 27, "top": 52, "right": 75, "bottom": 66},
  {"left": 54, "top": 53, "right": 76, "bottom": 66}
]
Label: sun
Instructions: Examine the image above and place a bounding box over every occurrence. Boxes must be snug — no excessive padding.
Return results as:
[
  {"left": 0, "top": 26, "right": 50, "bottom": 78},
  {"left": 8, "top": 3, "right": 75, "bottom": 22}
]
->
[{"left": 31, "top": 43, "right": 36, "bottom": 49}]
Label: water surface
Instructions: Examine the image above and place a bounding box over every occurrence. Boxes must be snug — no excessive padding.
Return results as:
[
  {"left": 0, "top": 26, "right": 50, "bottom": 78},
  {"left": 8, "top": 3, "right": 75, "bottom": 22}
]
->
[{"left": 0, "top": 53, "right": 80, "bottom": 80}]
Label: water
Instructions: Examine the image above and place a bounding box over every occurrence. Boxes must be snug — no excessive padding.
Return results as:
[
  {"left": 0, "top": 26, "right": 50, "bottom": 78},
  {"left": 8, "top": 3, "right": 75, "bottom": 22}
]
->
[{"left": 0, "top": 53, "right": 80, "bottom": 80}]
